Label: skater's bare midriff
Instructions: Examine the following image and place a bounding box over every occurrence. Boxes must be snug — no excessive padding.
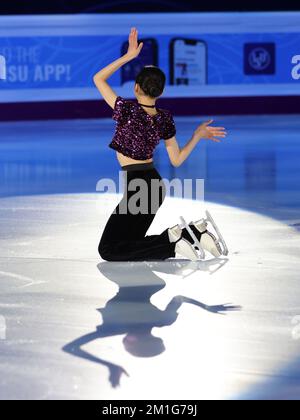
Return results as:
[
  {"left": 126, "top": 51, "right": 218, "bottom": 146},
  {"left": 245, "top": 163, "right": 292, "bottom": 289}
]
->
[{"left": 116, "top": 151, "right": 153, "bottom": 168}]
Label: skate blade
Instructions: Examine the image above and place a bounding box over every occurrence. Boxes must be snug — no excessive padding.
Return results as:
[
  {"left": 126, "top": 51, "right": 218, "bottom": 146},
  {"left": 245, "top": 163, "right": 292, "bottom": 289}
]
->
[{"left": 205, "top": 211, "right": 229, "bottom": 256}]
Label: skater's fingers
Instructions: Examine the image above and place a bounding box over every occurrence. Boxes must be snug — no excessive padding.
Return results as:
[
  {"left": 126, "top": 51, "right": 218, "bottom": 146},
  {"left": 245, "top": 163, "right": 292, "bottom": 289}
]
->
[
  {"left": 211, "top": 132, "right": 227, "bottom": 136},
  {"left": 206, "top": 128, "right": 227, "bottom": 135},
  {"left": 212, "top": 133, "right": 227, "bottom": 138},
  {"left": 207, "top": 131, "right": 227, "bottom": 136},
  {"left": 211, "top": 137, "right": 221, "bottom": 143},
  {"left": 204, "top": 119, "right": 214, "bottom": 126},
  {"left": 130, "top": 28, "right": 138, "bottom": 40},
  {"left": 208, "top": 127, "right": 227, "bottom": 133},
  {"left": 214, "top": 130, "right": 227, "bottom": 134},
  {"left": 208, "top": 127, "right": 226, "bottom": 131}
]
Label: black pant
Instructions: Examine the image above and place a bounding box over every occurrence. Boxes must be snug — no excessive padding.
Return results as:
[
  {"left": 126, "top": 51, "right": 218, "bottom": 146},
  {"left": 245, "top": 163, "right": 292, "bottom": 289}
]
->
[{"left": 99, "top": 163, "right": 176, "bottom": 261}]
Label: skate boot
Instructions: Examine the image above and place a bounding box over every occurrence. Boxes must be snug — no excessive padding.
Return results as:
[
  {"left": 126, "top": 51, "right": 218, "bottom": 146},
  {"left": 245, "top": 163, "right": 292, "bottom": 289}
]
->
[
  {"left": 177, "top": 219, "right": 221, "bottom": 258},
  {"left": 168, "top": 225, "right": 198, "bottom": 262},
  {"left": 169, "top": 211, "right": 228, "bottom": 260},
  {"left": 188, "top": 211, "right": 229, "bottom": 257},
  {"left": 191, "top": 220, "right": 222, "bottom": 258}
]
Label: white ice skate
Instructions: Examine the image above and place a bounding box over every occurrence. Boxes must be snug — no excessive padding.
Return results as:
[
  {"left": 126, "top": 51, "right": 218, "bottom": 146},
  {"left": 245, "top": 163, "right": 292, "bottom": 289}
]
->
[
  {"left": 168, "top": 225, "right": 199, "bottom": 261},
  {"left": 176, "top": 211, "right": 229, "bottom": 260}
]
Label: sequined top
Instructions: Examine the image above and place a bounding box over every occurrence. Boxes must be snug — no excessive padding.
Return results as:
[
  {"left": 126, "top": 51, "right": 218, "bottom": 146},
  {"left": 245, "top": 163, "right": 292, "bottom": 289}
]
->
[{"left": 109, "top": 96, "right": 177, "bottom": 160}]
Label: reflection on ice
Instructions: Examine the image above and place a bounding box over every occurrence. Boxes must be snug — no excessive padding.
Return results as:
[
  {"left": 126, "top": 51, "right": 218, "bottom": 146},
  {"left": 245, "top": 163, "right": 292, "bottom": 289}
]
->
[{"left": 63, "top": 260, "right": 240, "bottom": 388}]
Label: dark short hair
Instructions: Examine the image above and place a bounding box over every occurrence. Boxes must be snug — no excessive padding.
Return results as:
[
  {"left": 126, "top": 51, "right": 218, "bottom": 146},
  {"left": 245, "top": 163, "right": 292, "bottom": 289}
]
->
[{"left": 135, "top": 65, "right": 166, "bottom": 98}]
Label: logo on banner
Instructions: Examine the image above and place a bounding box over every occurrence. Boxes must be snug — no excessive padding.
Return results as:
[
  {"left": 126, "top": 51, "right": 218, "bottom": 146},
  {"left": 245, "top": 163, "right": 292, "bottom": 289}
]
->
[
  {"left": 292, "top": 55, "right": 300, "bottom": 80},
  {"left": 0, "top": 55, "right": 6, "bottom": 80},
  {"left": 244, "top": 43, "right": 275, "bottom": 75}
]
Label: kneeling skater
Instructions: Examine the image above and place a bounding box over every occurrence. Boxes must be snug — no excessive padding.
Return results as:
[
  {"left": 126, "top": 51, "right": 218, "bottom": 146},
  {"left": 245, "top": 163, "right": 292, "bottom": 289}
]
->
[{"left": 94, "top": 28, "right": 228, "bottom": 262}]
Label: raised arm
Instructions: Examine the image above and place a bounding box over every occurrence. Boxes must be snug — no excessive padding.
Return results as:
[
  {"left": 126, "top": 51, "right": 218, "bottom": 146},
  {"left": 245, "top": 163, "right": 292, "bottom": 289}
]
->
[
  {"left": 63, "top": 331, "right": 129, "bottom": 388},
  {"left": 164, "top": 119, "right": 227, "bottom": 167},
  {"left": 93, "top": 27, "right": 143, "bottom": 109}
]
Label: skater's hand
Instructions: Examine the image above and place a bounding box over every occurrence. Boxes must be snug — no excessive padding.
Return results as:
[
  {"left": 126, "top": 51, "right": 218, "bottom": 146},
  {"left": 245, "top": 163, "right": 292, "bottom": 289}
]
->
[
  {"left": 125, "top": 28, "right": 144, "bottom": 60},
  {"left": 193, "top": 120, "right": 227, "bottom": 143},
  {"left": 109, "top": 365, "right": 129, "bottom": 388}
]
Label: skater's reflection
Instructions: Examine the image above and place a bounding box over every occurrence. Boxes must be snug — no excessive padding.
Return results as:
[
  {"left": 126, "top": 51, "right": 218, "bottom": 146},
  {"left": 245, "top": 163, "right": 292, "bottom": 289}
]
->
[{"left": 63, "top": 259, "right": 240, "bottom": 388}]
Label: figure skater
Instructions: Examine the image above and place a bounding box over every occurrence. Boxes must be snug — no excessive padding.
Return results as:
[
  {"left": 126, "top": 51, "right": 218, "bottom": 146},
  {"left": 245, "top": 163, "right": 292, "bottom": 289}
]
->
[{"left": 93, "top": 28, "right": 228, "bottom": 262}]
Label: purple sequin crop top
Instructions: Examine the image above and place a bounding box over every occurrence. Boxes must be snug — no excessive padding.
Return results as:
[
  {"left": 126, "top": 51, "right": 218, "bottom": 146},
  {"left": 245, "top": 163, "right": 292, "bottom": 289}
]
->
[{"left": 109, "top": 96, "right": 176, "bottom": 160}]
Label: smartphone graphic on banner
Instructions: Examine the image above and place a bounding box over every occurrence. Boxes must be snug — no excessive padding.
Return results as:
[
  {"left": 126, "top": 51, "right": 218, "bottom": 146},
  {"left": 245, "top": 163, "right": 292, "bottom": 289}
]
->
[
  {"left": 170, "top": 38, "right": 207, "bottom": 85},
  {"left": 121, "top": 38, "right": 158, "bottom": 85}
]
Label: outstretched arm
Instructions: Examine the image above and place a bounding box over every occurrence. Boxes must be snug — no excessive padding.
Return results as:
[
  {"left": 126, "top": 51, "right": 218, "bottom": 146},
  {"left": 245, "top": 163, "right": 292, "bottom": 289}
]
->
[
  {"left": 165, "top": 295, "right": 241, "bottom": 315},
  {"left": 93, "top": 27, "right": 143, "bottom": 109},
  {"left": 164, "top": 120, "right": 227, "bottom": 167}
]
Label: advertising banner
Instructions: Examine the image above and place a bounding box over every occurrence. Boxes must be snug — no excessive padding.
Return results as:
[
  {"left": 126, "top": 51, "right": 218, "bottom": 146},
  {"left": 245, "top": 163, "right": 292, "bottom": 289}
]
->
[{"left": 0, "top": 12, "right": 300, "bottom": 103}]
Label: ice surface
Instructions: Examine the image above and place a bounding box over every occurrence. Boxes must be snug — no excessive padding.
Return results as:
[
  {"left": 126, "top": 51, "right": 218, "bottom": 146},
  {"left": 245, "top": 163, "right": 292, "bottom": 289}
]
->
[
  {"left": 1, "top": 115, "right": 300, "bottom": 400},
  {"left": 0, "top": 194, "right": 300, "bottom": 400}
]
